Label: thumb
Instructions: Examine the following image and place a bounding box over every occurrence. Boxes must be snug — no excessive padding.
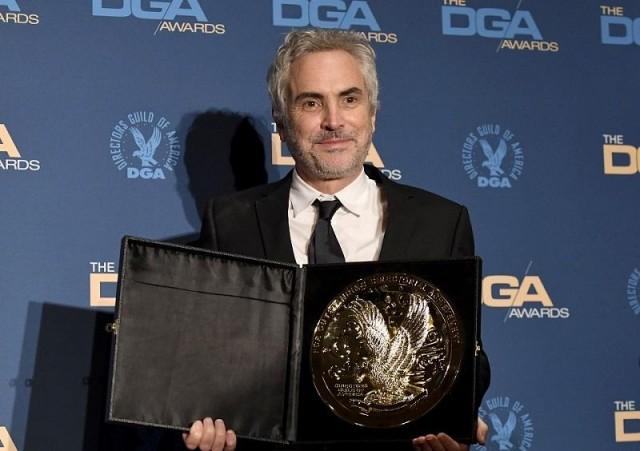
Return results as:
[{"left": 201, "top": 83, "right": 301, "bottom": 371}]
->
[{"left": 477, "top": 417, "right": 489, "bottom": 445}]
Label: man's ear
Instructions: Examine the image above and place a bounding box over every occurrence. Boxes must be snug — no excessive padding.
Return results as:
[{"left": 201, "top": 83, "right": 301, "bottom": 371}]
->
[
  {"left": 370, "top": 111, "right": 376, "bottom": 133},
  {"left": 275, "top": 118, "right": 287, "bottom": 143}
]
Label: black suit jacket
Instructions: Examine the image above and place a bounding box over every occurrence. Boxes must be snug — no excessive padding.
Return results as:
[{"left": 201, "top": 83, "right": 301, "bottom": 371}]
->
[
  {"left": 198, "top": 165, "right": 474, "bottom": 262},
  {"left": 197, "top": 165, "right": 489, "bottom": 400}
]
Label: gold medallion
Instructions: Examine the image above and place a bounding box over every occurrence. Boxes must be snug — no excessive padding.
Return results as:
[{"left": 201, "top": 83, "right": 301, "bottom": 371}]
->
[{"left": 311, "top": 273, "right": 464, "bottom": 428}]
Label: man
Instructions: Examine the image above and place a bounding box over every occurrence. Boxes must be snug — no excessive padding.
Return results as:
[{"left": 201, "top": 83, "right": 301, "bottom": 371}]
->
[{"left": 184, "top": 29, "right": 489, "bottom": 451}]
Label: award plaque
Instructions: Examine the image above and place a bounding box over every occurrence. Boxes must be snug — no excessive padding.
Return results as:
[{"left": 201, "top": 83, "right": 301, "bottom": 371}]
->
[
  {"left": 310, "top": 273, "right": 463, "bottom": 428},
  {"left": 107, "top": 237, "right": 482, "bottom": 445}
]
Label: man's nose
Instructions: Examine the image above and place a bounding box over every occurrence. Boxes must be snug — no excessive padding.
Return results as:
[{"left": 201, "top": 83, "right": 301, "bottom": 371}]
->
[{"left": 321, "top": 100, "right": 344, "bottom": 130}]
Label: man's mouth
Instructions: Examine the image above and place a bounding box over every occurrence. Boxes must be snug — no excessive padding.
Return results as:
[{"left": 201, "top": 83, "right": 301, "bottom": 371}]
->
[
  {"left": 317, "top": 138, "right": 351, "bottom": 146},
  {"left": 313, "top": 133, "right": 354, "bottom": 147}
]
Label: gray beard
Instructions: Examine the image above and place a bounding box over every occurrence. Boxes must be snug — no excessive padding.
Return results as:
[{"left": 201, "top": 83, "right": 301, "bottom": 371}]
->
[
  {"left": 286, "top": 129, "right": 372, "bottom": 181},
  {"left": 291, "top": 147, "right": 367, "bottom": 180}
]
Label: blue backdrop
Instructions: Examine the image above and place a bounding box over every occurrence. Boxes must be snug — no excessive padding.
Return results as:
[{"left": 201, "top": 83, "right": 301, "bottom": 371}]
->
[{"left": 1, "top": 1, "right": 639, "bottom": 450}]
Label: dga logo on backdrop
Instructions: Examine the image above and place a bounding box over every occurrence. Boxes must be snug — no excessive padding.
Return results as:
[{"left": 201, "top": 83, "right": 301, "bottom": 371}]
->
[
  {"left": 0, "top": 124, "right": 40, "bottom": 172},
  {"left": 0, "top": 0, "right": 39, "bottom": 25},
  {"left": 600, "top": 5, "right": 640, "bottom": 46},
  {"left": 89, "top": 261, "right": 117, "bottom": 308},
  {"left": 474, "top": 396, "right": 534, "bottom": 451},
  {"left": 441, "top": 0, "right": 559, "bottom": 52},
  {"left": 461, "top": 123, "right": 523, "bottom": 188},
  {"left": 273, "top": 0, "right": 398, "bottom": 44},
  {"left": 0, "top": 427, "right": 18, "bottom": 451},
  {"left": 602, "top": 133, "right": 640, "bottom": 175},
  {"left": 613, "top": 400, "right": 640, "bottom": 442},
  {"left": 109, "top": 111, "right": 181, "bottom": 180},
  {"left": 270, "top": 123, "right": 402, "bottom": 180},
  {"left": 627, "top": 268, "right": 640, "bottom": 316},
  {"left": 483, "top": 273, "right": 570, "bottom": 319},
  {"left": 92, "top": 0, "right": 225, "bottom": 35}
]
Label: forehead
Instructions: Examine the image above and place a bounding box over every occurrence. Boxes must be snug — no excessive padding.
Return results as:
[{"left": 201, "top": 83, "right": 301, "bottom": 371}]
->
[{"left": 288, "top": 49, "right": 366, "bottom": 96}]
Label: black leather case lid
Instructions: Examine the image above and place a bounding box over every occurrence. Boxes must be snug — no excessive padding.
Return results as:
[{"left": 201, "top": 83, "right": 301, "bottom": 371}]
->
[{"left": 107, "top": 237, "right": 300, "bottom": 442}]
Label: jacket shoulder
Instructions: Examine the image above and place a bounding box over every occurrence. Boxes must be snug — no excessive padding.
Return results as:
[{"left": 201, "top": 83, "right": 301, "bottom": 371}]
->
[
  {"left": 385, "top": 178, "right": 467, "bottom": 212},
  {"left": 366, "top": 164, "right": 467, "bottom": 213},
  {"left": 207, "top": 177, "right": 288, "bottom": 213}
]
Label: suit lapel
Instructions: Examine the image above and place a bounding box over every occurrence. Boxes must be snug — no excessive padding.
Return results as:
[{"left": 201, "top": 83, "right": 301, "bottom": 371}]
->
[
  {"left": 378, "top": 183, "right": 418, "bottom": 261},
  {"left": 255, "top": 173, "right": 297, "bottom": 264},
  {"left": 363, "top": 166, "right": 419, "bottom": 261}
]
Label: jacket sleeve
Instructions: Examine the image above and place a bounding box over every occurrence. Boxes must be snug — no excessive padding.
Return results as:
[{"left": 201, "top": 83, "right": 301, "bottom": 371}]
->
[
  {"left": 450, "top": 206, "right": 475, "bottom": 258},
  {"left": 452, "top": 206, "right": 491, "bottom": 407}
]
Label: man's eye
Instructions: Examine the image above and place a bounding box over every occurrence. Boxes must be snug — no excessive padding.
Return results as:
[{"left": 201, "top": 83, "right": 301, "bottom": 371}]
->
[
  {"left": 301, "top": 100, "right": 320, "bottom": 111},
  {"left": 343, "top": 96, "right": 359, "bottom": 105}
]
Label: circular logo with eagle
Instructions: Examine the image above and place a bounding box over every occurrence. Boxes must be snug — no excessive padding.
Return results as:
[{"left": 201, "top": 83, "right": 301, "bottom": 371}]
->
[
  {"left": 474, "top": 396, "right": 535, "bottom": 451},
  {"left": 108, "top": 111, "right": 181, "bottom": 180},
  {"left": 461, "top": 124, "right": 524, "bottom": 189},
  {"left": 627, "top": 268, "right": 640, "bottom": 316}
]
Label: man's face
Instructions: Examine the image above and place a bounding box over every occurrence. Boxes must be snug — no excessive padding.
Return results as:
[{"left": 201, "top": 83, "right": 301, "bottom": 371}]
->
[{"left": 279, "top": 49, "right": 376, "bottom": 183}]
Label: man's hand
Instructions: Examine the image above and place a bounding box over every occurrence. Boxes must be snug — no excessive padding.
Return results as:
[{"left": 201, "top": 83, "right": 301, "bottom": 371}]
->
[
  {"left": 411, "top": 417, "right": 488, "bottom": 451},
  {"left": 182, "top": 417, "right": 236, "bottom": 451}
]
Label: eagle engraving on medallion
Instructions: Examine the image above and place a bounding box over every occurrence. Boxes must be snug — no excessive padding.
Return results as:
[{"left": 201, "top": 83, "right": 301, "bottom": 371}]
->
[
  {"left": 348, "top": 294, "right": 432, "bottom": 406},
  {"left": 311, "top": 273, "right": 463, "bottom": 427}
]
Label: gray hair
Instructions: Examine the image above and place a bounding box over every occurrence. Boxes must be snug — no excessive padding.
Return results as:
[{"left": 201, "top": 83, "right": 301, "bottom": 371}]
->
[{"left": 267, "top": 29, "right": 379, "bottom": 127}]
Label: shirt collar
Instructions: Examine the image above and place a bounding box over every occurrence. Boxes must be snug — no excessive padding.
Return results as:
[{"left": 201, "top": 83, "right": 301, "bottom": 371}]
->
[{"left": 289, "top": 168, "right": 371, "bottom": 217}]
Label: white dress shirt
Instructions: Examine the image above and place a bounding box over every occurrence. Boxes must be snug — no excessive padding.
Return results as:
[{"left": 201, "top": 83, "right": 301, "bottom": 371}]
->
[{"left": 288, "top": 168, "right": 386, "bottom": 265}]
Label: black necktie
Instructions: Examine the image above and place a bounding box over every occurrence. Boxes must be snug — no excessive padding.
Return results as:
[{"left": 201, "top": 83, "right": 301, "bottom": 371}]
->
[{"left": 308, "top": 199, "right": 345, "bottom": 264}]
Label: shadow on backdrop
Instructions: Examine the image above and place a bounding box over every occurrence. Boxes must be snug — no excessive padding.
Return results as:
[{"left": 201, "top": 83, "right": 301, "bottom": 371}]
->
[
  {"left": 10, "top": 302, "right": 42, "bottom": 451},
  {"left": 18, "top": 115, "right": 278, "bottom": 450},
  {"left": 18, "top": 303, "right": 185, "bottom": 451},
  {"left": 170, "top": 110, "right": 271, "bottom": 245}
]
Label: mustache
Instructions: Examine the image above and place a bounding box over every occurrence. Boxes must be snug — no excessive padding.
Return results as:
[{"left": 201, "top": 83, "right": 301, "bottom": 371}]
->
[{"left": 311, "top": 131, "right": 356, "bottom": 143}]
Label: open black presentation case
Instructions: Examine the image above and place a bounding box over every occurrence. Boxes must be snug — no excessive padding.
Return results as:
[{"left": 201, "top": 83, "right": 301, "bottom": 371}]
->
[{"left": 106, "top": 236, "right": 482, "bottom": 446}]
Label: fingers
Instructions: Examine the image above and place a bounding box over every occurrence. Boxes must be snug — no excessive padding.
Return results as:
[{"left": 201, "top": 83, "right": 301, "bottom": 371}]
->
[
  {"left": 412, "top": 433, "right": 467, "bottom": 451},
  {"left": 226, "top": 429, "right": 237, "bottom": 450},
  {"left": 211, "top": 419, "right": 227, "bottom": 451},
  {"left": 183, "top": 420, "right": 204, "bottom": 450},
  {"left": 436, "top": 433, "right": 467, "bottom": 451},
  {"left": 426, "top": 435, "right": 447, "bottom": 451},
  {"left": 201, "top": 417, "right": 216, "bottom": 450},
  {"left": 182, "top": 418, "right": 236, "bottom": 451},
  {"left": 413, "top": 434, "right": 443, "bottom": 451},
  {"left": 476, "top": 417, "right": 488, "bottom": 445},
  {"left": 412, "top": 435, "right": 432, "bottom": 451},
  {"left": 413, "top": 417, "right": 487, "bottom": 450}
]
